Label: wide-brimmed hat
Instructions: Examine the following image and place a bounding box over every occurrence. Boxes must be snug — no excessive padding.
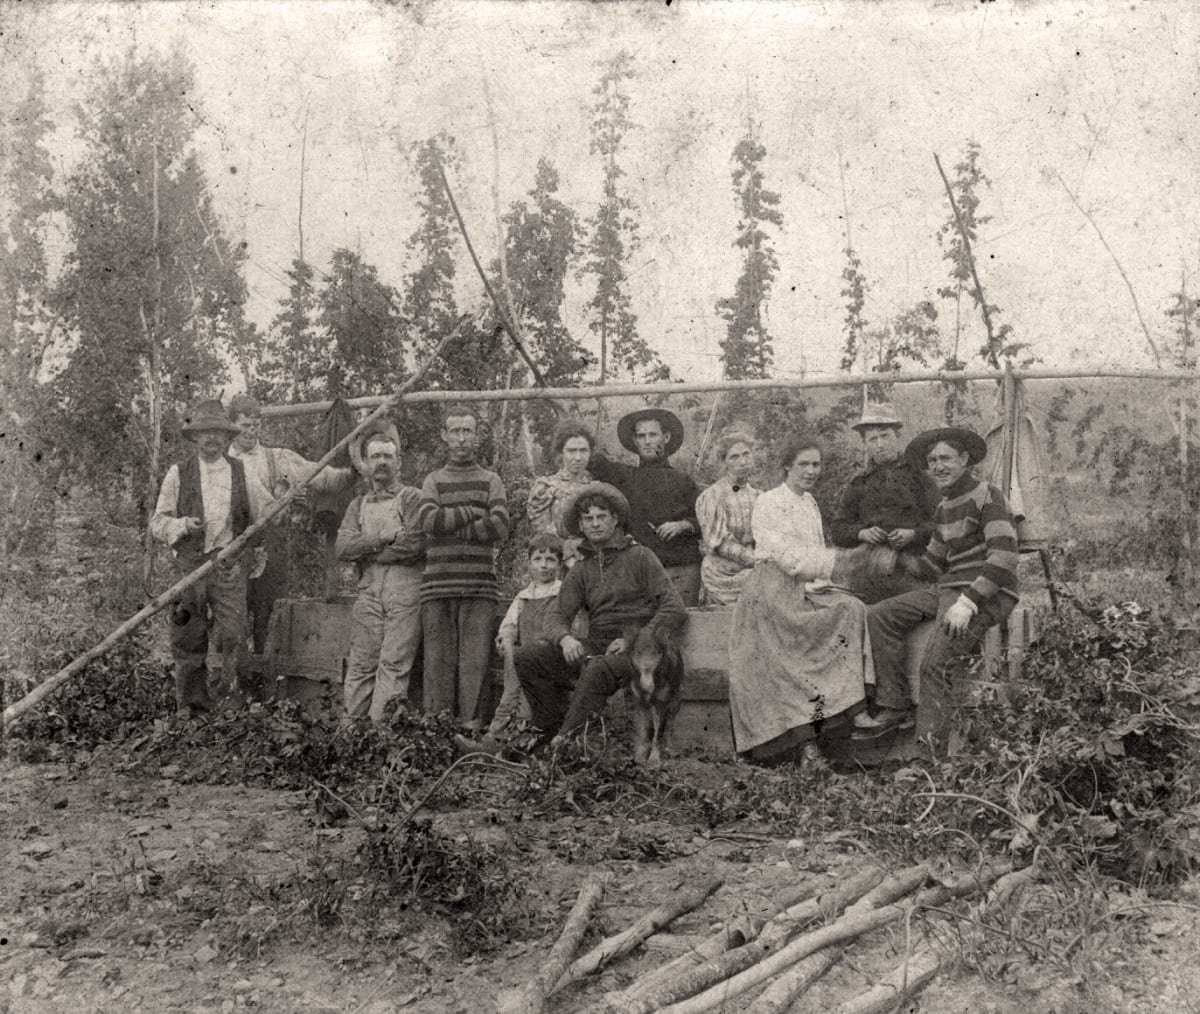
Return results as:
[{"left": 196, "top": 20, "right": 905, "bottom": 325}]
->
[
  {"left": 851, "top": 402, "right": 903, "bottom": 432},
  {"left": 617, "top": 408, "right": 684, "bottom": 456},
  {"left": 562, "top": 482, "right": 631, "bottom": 537},
  {"left": 181, "top": 399, "right": 241, "bottom": 437},
  {"left": 350, "top": 419, "right": 402, "bottom": 477},
  {"left": 905, "top": 427, "right": 988, "bottom": 469}
]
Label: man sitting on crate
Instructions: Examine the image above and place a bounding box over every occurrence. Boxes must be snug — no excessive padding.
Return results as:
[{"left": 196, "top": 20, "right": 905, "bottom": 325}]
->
[
  {"left": 334, "top": 427, "right": 426, "bottom": 722},
  {"left": 509, "top": 482, "right": 686, "bottom": 746},
  {"left": 151, "top": 399, "right": 267, "bottom": 716},
  {"left": 864, "top": 427, "right": 1020, "bottom": 753},
  {"left": 226, "top": 394, "right": 356, "bottom": 655},
  {"left": 830, "top": 401, "right": 940, "bottom": 604}
]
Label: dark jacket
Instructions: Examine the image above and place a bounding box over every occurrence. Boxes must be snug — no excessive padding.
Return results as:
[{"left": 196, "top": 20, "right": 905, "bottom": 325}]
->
[
  {"left": 543, "top": 534, "right": 687, "bottom": 653},
  {"left": 589, "top": 453, "right": 701, "bottom": 568},
  {"left": 829, "top": 457, "right": 940, "bottom": 554},
  {"left": 175, "top": 453, "right": 253, "bottom": 563}
]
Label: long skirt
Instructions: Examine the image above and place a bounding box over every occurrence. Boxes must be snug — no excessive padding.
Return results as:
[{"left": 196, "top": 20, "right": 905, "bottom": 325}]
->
[{"left": 729, "top": 561, "right": 875, "bottom": 761}]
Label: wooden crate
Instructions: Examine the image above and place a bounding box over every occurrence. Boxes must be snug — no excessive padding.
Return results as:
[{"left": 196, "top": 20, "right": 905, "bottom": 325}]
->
[{"left": 263, "top": 598, "right": 353, "bottom": 706}]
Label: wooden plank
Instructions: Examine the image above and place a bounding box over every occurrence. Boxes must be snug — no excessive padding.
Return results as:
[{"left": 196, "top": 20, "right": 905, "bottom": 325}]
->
[{"left": 682, "top": 669, "right": 730, "bottom": 702}]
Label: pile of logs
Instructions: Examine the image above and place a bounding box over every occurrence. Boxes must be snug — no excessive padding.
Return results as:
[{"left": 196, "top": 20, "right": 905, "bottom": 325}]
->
[{"left": 495, "top": 861, "right": 1037, "bottom": 1014}]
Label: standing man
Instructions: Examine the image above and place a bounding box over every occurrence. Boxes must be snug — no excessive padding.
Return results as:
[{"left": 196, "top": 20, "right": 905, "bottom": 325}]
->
[
  {"left": 865, "top": 427, "right": 1020, "bottom": 753},
  {"left": 589, "top": 407, "right": 703, "bottom": 606},
  {"left": 150, "top": 399, "right": 262, "bottom": 716},
  {"left": 226, "top": 394, "right": 355, "bottom": 654},
  {"left": 416, "top": 406, "right": 509, "bottom": 726},
  {"left": 830, "top": 402, "right": 940, "bottom": 604},
  {"left": 335, "top": 429, "right": 425, "bottom": 722}
]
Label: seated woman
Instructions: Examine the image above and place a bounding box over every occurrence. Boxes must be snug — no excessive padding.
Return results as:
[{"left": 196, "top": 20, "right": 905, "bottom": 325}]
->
[
  {"left": 526, "top": 419, "right": 595, "bottom": 567},
  {"left": 695, "top": 429, "right": 760, "bottom": 605},
  {"left": 728, "top": 436, "right": 890, "bottom": 769}
]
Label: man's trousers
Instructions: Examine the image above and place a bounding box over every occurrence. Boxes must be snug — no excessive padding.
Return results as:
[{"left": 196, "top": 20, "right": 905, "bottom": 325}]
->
[
  {"left": 247, "top": 526, "right": 289, "bottom": 655},
  {"left": 421, "top": 597, "right": 496, "bottom": 726},
  {"left": 344, "top": 564, "right": 422, "bottom": 722},
  {"left": 169, "top": 558, "right": 250, "bottom": 714},
  {"left": 664, "top": 563, "right": 702, "bottom": 608},
  {"left": 868, "top": 587, "right": 1003, "bottom": 753},
  {"left": 514, "top": 641, "right": 636, "bottom": 738}
]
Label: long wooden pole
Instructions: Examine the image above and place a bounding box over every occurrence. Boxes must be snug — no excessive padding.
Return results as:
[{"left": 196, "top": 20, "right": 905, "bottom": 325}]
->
[
  {"left": 2, "top": 320, "right": 468, "bottom": 733},
  {"left": 261, "top": 365, "right": 1200, "bottom": 419}
]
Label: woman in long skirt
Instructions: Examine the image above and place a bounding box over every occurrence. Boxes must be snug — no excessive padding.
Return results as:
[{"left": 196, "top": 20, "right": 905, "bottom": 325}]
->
[{"left": 729, "top": 436, "right": 880, "bottom": 768}]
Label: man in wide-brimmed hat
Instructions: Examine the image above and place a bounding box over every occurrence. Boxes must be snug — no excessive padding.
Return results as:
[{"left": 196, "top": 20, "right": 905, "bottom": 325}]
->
[
  {"left": 151, "top": 399, "right": 267, "bottom": 716},
  {"left": 226, "top": 394, "right": 357, "bottom": 655},
  {"left": 502, "top": 481, "right": 686, "bottom": 745},
  {"left": 862, "top": 426, "right": 1020, "bottom": 753},
  {"left": 830, "top": 401, "right": 940, "bottom": 604},
  {"left": 589, "top": 406, "right": 702, "bottom": 606}
]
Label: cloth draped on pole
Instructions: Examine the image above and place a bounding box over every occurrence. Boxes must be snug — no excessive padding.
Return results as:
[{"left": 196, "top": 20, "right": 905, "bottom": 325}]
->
[
  {"left": 982, "top": 377, "right": 1050, "bottom": 549},
  {"left": 311, "top": 397, "right": 358, "bottom": 541}
]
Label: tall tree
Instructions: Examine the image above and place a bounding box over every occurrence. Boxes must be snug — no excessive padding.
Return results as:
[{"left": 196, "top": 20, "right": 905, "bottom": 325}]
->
[
  {"left": 48, "top": 52, "right": 252, "bottom": 506},
  {"left": 318, "top": 248, "right": 405, "bottom": 398},
  {"left": 581, "top": 52, "right": 668, "bottom": 385},
  {"left": 935, "top": 140, "right": 992, "bottom": 367},
  {"left": 256, "top": 258, "right": 322, "bottom": 403},
  {"left": 716, "top": 133, "right": 782, "bottom": 380}
]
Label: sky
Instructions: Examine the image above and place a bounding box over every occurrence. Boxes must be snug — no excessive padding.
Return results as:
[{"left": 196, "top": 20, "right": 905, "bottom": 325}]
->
[{"left": 3, "top": 0, "right": 1198, "bottom": 385}]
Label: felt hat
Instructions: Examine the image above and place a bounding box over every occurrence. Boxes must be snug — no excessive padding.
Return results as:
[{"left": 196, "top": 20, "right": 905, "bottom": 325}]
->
[
  {"left": 905, "top": 427, "right": 988, "bottom": 469},
  {"left": 181, "top": 399, "right": 241, "bottom": 437},
  {"left": 562, "top": 482, "right": 631, "bottom": 538},
  {"left": 616, "top": 407, "right": 684, "bottom": 457},
  {"left": 350, "top": 419, "right": 402, "bottom": 477},
  {"left": 851, "top": 402, "right": 903, "bottom": 432}
]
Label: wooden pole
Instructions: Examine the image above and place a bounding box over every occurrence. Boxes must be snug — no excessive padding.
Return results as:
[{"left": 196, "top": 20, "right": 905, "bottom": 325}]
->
[
  {"left": 1, "top": 320, "right": 468, "bottom": 733},
  {"left": 259, "top": 365, "right": 1200, "bottom": 419}
]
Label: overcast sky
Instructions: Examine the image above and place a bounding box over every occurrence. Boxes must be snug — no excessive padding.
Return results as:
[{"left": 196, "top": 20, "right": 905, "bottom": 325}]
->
[{"left": 4, "top": 1, "right": 1198, "bottom": 383}]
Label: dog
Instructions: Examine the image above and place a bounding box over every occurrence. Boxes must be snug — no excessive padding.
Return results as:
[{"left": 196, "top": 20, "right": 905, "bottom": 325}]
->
[{"left": 623, "top": 623, "right": 685, "bottom": 768}]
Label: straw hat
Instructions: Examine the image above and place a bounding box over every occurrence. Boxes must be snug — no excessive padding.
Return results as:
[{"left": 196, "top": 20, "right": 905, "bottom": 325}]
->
[
  {"left": 181, "top": 399, "right": 241, "bottom": 437},
  {"left": 562, "top": 482, "right": 631, "bottom": 537},
  {"left": 616, "top": 408, "right": 684, "bottom": 457},
  {"left": 851, "top": 402, "right": 903, "bottom": 432},
  {"left": 905, "top": 427, "right": 988, "bottom": 469}
]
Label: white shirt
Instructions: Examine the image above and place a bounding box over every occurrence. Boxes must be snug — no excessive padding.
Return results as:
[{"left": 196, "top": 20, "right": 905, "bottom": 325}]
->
[
  {"left": 751, "top": 484, "right": 837, "bottom": 587},
  {"left": 228, "top": 442, "right": 350, "bottom": 520},
  {"left": 151, "top": 456, "right": 252, "bottom": 554}
]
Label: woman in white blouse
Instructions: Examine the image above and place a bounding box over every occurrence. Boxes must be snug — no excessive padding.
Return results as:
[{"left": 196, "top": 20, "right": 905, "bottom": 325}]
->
[
  {"left": 728, "top": 436, "right": 885, "bottom": 768},
  {"left": 695, "top": 429, "right": 760, "bottom": 605}
]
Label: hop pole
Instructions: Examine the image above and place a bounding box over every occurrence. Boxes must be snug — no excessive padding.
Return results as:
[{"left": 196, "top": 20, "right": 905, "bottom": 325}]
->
[{"left": 1, "top": 320, "right": 469, "bottom": 734}]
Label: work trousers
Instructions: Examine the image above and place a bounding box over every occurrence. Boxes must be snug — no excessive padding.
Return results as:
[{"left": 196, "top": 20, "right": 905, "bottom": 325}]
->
[
  {"left": 843, "top": 566, "right": 928, "bottom": 606},
  {"left": 868, "top": 587, "right": 1000, "bottom": 753},
  {"left": 421, "top": 597, "right": 496, "bottom": 726},
  {"left": 169, "top": 557, "right": 250, "bottom": 714},
  {"left": 345, "top": 564, "right": 423, "bottom": 722},
  {"left": 514, "top": 641, "right": 636, "bottom": 738},
  {"left": 247, "top": 526, "right": 289, "bottom": 654},
  {"left": 664, "top": 563, "right": 702, "bottom": 608},
  {"left": 487, "top": 649, "right": 532, "bottom": 736}
]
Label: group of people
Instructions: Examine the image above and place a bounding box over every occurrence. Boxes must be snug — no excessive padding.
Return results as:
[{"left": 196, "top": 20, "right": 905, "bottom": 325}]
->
[{"left": 152, "top": 392, "right": 1019, "bottom": 763}]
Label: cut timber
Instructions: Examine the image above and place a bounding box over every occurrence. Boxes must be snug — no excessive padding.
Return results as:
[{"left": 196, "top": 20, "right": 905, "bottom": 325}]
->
[
  {"left": 496, "top": 872, "right": 609, "bottom": 1014},
  {"left": 653, "top": 864, "right": 1006, "bottom": 1014},
  {"left": 745, "top": 950, "right": 839, "bottom": 1014},
  {"left": 552, "top": 876, "right": 723, "bottom": 994},
  {"left": 589, "top": 867, "right": 883, "bottom": 1014},
  {"left": 830, "top": 865, "right": 1037, "bottom": 1014}
]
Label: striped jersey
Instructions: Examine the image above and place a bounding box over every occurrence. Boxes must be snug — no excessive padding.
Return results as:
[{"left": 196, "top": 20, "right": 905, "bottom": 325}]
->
[
  {"left": 415, "top": 462, "right": 509, "bottom": 601},
  {"left": 914, "top": 474, "right": 1019, "bottom": 621}
]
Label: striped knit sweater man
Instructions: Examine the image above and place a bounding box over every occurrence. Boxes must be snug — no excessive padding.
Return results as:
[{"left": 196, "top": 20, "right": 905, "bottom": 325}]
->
[
  {"left": 416, "top": 409, "right": 510, "bottom": 726},
  {"left": 867, "top": 455, "right": 1019, "bottom": 753}
]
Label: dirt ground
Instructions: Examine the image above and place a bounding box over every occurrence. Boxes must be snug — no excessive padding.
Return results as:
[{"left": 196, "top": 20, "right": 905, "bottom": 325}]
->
[{"left": 4, "top": 746, "right": 1200, "bottom": 1014}]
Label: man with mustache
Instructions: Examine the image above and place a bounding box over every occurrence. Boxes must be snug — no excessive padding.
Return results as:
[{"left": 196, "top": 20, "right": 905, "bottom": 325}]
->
[
  {"left": 589, "top": 407, "right": 703, "bottom": 606},
  {"left": 335, "top": 428, "right": 426, "bottom": 721}
]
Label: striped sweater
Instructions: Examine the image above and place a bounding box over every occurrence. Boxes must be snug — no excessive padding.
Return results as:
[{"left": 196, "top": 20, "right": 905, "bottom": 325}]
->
[
  {"left": 416, "top": 462, "right": 509, "bottom": 601},
  {"left": 914, "top": 474, "right": 1019, "bottom": 622}
]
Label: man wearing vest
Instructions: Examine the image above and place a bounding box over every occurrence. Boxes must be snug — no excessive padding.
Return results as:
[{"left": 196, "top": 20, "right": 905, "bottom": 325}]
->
[
  {"left": 226, "top": 394, "right": 356, "bottom": 654},
  {"left": 335, "top": 429, "right": 426, "bottom": 722},
  {"left": 150, "top": 399, "right": 265, "bottom": 716}
]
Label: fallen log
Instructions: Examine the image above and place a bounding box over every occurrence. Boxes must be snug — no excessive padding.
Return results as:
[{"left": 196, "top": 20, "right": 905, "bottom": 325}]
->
[
  {"left": 588, "top": 867, "right": 884, "bottom": 1014},
  {"left": 745, "top": 950, "right": 839, "bottom": 1014},
  {"left": 551, "top": 876, "right": 723, "bottom": 995},
  {"left": 623, "top": 877, "right": 827, "bottom": 1000},
  {"left": 830, "top": 865, "right": 1038, "bottom": 1014},
  {"left": 654, "top": 863, "right": 1007, "bottom": 1014},
  {"left": 1, "top": 320, "right": 467, "bottom": 734},
  {"left": 496, "top": 872, "right": 610, "bottom": 1014}
]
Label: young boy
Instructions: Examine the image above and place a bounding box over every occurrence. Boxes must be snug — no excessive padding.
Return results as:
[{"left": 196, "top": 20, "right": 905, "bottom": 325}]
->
[{"left": 454, "top": 531, "right": 564, "bottom": 755}]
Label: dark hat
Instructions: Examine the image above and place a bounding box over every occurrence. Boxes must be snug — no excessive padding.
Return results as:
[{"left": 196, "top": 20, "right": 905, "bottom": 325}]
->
[
  {"left": 905, "top": 427, "right": 988, "bottom": 469},
  {"left": 350, "top": 419, "right": 402, "bottom": 477},
  {"left": 181, "top": 399, "right": 241, "bottom": 437},
  {"left": 851, "top": 402, "right": 903, "bottom": 432},
  {"left": 562, "top": 482, "right": 631, "bottom": 537},
  {"left": 616, "top": 408, "right": 684, "bottom": 457}
]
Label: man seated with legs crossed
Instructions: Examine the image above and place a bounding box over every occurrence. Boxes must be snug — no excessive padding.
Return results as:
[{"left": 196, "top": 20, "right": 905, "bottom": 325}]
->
[
  {"left": 864, "top": 426, "right": 1020, "bottom": 753},
  {"left": 511, "top": 482, "right": 686, "bottom": 744}
]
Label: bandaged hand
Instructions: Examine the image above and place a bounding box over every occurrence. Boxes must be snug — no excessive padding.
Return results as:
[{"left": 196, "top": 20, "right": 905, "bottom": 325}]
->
[{"left": 942, "top": 594, "right": 977, "bottom": 637}]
